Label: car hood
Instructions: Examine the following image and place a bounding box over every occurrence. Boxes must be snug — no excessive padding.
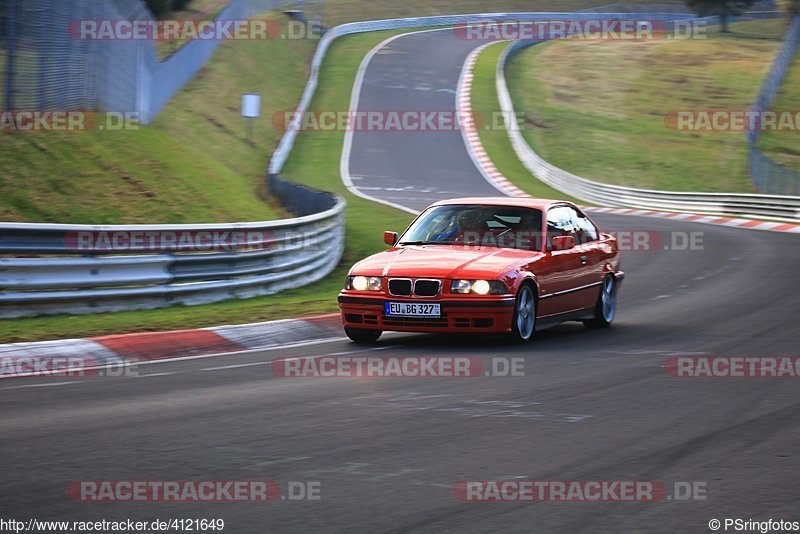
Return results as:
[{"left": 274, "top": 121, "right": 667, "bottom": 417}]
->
[{"left": 350, "top": 245, "right": 541, "bottom": 279}]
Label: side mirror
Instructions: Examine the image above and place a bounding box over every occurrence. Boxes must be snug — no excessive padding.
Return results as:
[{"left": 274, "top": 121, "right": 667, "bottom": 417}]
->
[
  {"left": 551, "top": 235, "right": 575, "bottom": 251},
  {"left": 384, "top": 231, "right": 398, "bottom": 246}
]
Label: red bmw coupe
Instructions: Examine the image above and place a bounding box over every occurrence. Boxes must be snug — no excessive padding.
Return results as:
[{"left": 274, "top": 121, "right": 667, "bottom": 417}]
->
[{"left": 338, "top": 198, "right": 624, "bottom": 343}]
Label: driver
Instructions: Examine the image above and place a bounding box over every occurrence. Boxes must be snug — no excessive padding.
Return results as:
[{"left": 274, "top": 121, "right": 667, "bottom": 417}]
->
[{"left": 433, "top": 209, "right": 483, "bottom": 243}]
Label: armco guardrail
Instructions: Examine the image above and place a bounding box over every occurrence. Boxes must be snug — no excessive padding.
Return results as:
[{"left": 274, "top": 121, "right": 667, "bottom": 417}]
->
[
  {"left": 0, "top": 176, "right": 344, "bottom": 318},
  {"left": 496, "top": 39, "right": 800, "bottom": 222}
]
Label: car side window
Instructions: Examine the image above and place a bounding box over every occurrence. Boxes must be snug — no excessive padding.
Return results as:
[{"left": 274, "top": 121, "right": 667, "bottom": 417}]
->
[
  {"left": 570, "top": 208, "right": 599, "bottom": 244},
  {"left": 546, "top": 206, "right": 577, "bottom": 248}
]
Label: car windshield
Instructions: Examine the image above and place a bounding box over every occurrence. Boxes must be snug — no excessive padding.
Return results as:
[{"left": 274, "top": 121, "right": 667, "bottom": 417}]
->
[{"left": 400, "top": 205, "right": 543, "bottom": 250}]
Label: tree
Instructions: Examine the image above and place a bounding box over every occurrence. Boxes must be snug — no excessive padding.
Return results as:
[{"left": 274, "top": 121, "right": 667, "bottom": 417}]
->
[
  {"left": 143, "top": 0, "right": 195, "bottom": 18},
  {"left": 144, "top": 0, "right": 171, "bottom": 19},
  {"left": 685, "top": 0, "right": 756, "bottom": 32}
]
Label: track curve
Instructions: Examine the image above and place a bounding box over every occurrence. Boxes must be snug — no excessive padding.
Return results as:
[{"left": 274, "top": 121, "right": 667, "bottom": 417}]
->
[
  {"left": 2, "top": 27, "right": 800, "bottom": 534},
  {"left": 342, "top": 29, "right": 504, "bottom": 213}
]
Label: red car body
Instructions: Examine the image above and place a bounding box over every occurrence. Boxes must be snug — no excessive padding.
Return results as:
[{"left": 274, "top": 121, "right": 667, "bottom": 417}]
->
[{"left": 338, "top": 197, "right": 624, "bottom": 342}]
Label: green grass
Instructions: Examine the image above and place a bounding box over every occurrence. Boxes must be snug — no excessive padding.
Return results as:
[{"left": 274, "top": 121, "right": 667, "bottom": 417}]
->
[
  {"left": 758, "top": 51, "right": 800, "bottom": 173},
  {"left": 470, "top": 41, "right": 582, "bottom": 204},
  {"left": 156, "top": 0, "right": 233, "bottom": 59},
  {"left": 319, "top": 0, "right": 687, "bottom": 26},
  {"left": 0, "top": 12, "right": 314, "bottom": 224},
  {"left": 505, "top": 19, "right": 787, "bottom": 192},
  {"left": 0, "top": 29, "right": 417, "bottom": 343}
]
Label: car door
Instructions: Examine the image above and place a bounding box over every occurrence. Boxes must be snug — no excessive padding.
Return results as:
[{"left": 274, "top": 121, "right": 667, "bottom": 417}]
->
[
  {"left": 536, "top": 206, "right": 591, "bottom": 316},
  {"left": 570, "top": 206, "right": 608, "bottom": 308}
]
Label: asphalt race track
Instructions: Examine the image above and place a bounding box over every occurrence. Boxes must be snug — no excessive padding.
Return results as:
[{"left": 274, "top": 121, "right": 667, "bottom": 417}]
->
[
  {"left": 345, "top": 29, "right": 503, "bottom": 211},
  {"left": 3, "top": 29, "right": 800, "bottom": 534}
]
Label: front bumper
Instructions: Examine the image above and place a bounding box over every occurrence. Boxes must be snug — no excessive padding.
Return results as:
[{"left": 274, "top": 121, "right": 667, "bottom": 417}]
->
[
  {"left": 338, "top": 294, "right": 515, "bottom": 334},
  {"left": 613, "top": 270, "right": 625, "bottom": 292}
]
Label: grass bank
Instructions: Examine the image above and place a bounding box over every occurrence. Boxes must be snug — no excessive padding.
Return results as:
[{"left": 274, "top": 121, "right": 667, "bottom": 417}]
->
[
  {"left": 0, "top": 28, "right": 416, "bottom": 343},
  {"left": 504, "top": 19, "right": 786, "bottom": 192},
  {"left": 0, "top": 12, "right": 312, "bottom": 224}
]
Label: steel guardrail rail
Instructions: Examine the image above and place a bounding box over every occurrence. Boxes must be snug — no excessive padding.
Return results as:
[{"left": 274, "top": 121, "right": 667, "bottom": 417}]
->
[
  {"left": 495, "top": 34, "right": 800, "bottom": 222},
  {"left": 0, "top": 177, "right": 345, "bottom": 318}
]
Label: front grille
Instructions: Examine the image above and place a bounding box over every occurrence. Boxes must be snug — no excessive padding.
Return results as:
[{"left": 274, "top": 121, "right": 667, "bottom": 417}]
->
[
  {"left": 388, "top": 279, "right": 412, "bottom": 296},
  {"left": 388, "top": 278, "right": 442, "bottom": 297},
  {"left": 383, "top": 314, "right": 449, "bottom": 328},
  {"left": 414, "top": 279, "right": 441, "bottom": 297}
]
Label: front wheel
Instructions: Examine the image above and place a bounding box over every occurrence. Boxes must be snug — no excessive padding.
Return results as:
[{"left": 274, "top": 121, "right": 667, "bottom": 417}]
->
[
  {"left": 344, "top": 328, "right": 382, "bottom": 344},
  {"left": 509, "top": 284, "right": 536, "bottom": 343},
  {"left": 584, "top": 275, "right": 617, "bottom": 329}
]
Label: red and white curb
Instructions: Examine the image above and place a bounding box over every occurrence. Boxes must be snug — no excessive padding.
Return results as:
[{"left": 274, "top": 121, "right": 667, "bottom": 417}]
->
[
  {"left": 583, "top": 207, "right": 800, "bottom": 233},
  {"left": 458, "top": 43, "right": 800, "bottom": 235},
  {"left": 0, "top": 314, "right": 344, "bottom": 378},
  {"left": 458, "top": 43, "right": 530, "bottom": 199}
]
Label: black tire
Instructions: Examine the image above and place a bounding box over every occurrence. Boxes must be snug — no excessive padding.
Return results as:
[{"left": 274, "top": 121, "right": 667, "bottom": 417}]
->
[
  {"left": 344, "top": 328, "right": 382, "bottom": 344},
  {"left": 509, "top": 283, "right": 536, "bottom": 343},
  {"left": 584, "top": 275, "right": 617, "bottom": 329}
]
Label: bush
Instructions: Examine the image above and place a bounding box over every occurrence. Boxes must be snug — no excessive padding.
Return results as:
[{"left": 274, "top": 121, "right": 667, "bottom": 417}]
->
[{"left": 172, "top": 0, "right": 192, "bottom": 10}]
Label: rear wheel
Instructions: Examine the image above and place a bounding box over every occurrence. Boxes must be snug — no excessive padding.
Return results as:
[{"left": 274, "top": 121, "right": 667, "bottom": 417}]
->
[
  {"left": 344, "top": 328, "right": 382, "bottom": 344},
  {"left": 584, "top": 275, "right": 617, "bottom": 329},
  {"left": 509, "top": 284, "right": 536, "bottom": 343}
]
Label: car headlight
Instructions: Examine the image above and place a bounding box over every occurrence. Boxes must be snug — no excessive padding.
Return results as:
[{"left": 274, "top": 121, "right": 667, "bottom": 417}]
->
[
  {"left": 346, "top": 276, "right": 382, "bottom": 291},
  {"left": 451, "top": 280, "right": 506, "bottom": 295}
]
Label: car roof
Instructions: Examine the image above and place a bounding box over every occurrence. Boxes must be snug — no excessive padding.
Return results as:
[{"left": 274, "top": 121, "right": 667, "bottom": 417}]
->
[{"left": 429, "top": 197, "right": 573, "bottom": 211}]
